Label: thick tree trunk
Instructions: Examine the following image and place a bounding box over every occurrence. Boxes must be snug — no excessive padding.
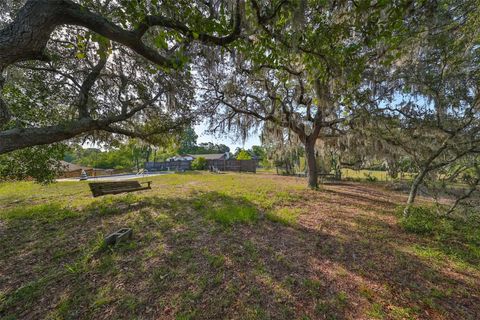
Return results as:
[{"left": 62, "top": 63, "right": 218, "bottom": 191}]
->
[
  {"left": 285, "top": 159, "right": 293, "bottom": 175},
  {"left": 305, "top": 140, "right": 318, "bottom": 189},
  {"left": 145, "top": 148, "right": 151, "bottom": 166}
]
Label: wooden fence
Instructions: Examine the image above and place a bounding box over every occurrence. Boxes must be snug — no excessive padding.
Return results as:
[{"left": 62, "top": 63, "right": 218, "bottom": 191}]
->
[
  {"left": 145, "top": 159, "right": 256, "bottom": 173},
  {"left": 145, "top": 160, "right": 191, "bottom": 172},
  {"left": 207, "top": 159, "right": 256, "bottom": 173}
]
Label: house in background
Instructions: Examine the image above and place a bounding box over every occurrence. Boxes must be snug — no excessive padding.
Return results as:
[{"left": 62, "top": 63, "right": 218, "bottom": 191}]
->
[
  {"left": 166, "top": 155, "right": 194, "bottom": 161},
  {"left": 189, "top": 153, "right": 230, "bottom": 160},
  {"left": 147, "top": 152, "right": 236, "bottom": 172},
  {"left": 166, "top": 153, "right": 229, "bottom": 162},
  {"left": 57, "top": 161, "right": 93, "bottom": 178},
  {"left": 57, "top": 161, "right": 113, "bottom": 178}
]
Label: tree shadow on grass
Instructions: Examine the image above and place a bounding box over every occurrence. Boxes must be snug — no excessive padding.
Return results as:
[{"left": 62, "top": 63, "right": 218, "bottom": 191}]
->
[
  {"left": 320, "top": 183, "right": 401, "bottom": 210},
  {"left": 1, "top": 191, "right": 479, "bottom": 319}
]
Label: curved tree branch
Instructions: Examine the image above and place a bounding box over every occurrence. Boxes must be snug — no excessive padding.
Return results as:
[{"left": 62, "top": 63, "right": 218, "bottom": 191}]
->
[
  {"left": 0, "top": 0, "right": 243, "bottom": 154},
  {"left": 0, "top": 90, "right": 165, "bottom": 154},
  {"left": 77, "top": 53, "right": 108, "bottom": 118},
  {"left": 0, "top": 0, "right": 243, "bottom": 71}
]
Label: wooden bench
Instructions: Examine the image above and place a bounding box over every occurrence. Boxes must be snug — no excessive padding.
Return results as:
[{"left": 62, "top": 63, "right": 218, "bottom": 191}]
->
[
  {"left": 89, "top": 181, "right": 152, "bottom": 197},
  {"left": 318, "top": 173, "right": 338, "bottom": 182}
]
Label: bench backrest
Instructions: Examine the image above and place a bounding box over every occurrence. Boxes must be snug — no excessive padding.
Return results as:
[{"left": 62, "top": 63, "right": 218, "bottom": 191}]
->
[{"left": 89, "top": 181, "right": 144, "bottom": 197}]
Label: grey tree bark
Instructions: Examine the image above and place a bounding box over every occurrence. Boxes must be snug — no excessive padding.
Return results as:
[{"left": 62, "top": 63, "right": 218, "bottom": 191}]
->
[
  {"left": 404, "top": 168, "right": 429, "bottom": 216},
  {"left": 305, "top": 138, "right": 318, "bottom": 189}
]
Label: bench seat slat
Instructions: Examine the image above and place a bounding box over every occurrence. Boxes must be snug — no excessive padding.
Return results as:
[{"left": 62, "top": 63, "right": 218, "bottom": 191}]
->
[{"left": 88, "top": 180, "right": 152, "bottom": 197}]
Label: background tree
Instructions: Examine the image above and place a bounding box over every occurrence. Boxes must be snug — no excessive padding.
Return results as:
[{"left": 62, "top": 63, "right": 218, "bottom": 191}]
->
[
  {"left": 200, "top": 0, "right": 417, "bottom": 188},
  {"left": 236, "top": 149, "right": 252, "bottom": 160},
  {"left": 74, "top": 146, "right": 134, "bottom": 170},
  {"left": 249, "top": 145, "right": 266, "bottom": 160},
  {"left": 194, "top": 143, "right": 230, "bottom": 154},
  {"left": 366, "top": 0, "right": 480, "bottom": 215},
  {"left": 178, "top": 127, "right": 199, "bottom": 154},
  {"left": 0, "top": 144, "right": 67, "bottom": 184},
  {"left": 177, "top": 126, "right": 230, "bottom": 154}
]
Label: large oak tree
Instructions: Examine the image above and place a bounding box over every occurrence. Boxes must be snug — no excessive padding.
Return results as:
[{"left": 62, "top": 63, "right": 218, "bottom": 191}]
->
[
  {"left": 200, "top": 0, "right": 419, "bottom": 189},
  {"left": 0, "top": 0, "right": 243, "bottom": 154}
]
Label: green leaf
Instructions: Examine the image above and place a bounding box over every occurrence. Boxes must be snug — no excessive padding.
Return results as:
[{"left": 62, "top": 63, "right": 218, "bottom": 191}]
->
[{"left": 154, "top": 33, "right": 168, "bottom": 49}]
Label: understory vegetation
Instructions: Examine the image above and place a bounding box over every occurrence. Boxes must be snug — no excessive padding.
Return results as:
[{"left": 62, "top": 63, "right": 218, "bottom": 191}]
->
[{"left": 1, "top": 172, "right": 479, "bottom": 319}]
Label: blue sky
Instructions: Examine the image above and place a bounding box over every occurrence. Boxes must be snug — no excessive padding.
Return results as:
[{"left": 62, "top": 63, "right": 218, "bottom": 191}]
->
[{"left": 194, "top": 120, "right": 261, "bottom": 150}]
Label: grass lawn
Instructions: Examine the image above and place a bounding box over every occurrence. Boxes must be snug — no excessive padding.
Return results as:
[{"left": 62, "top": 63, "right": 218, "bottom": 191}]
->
[
  {"left": 340, "top": 169, "right": 414, "bottom": 182},
  {"left": 0, "top": 172, "right": 479, "bottom": 319}
]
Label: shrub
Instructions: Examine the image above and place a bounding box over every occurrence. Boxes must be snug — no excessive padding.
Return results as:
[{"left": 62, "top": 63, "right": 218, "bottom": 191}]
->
[
  {"left": 236, "top": 150, "right": 252, "bottom": 160},
  {"left": 364, "top": 172, "right": 378, "bottom": 182},
  {"left": 399, "top": 206, "right": 436, "bottom": 234},
  {"left": 399, "top": 206, "right": 480, "bottom": 266},
  {"left": 0, "top": 143, "right": 68, "bottom": 184},
  {"left": 191, "top": 157, "right": 207, "bottom": 170}
]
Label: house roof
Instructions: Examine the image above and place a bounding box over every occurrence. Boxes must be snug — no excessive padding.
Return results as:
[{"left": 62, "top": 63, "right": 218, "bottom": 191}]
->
[
  {"left": 188, "top": 153, "right": 226, "bottom": 160},
  {"left": 167, "top": 155, "right": 194, "bottom": 161},
  {"left": 60, "top": 161, "right": 91, "bottom": 172}
]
